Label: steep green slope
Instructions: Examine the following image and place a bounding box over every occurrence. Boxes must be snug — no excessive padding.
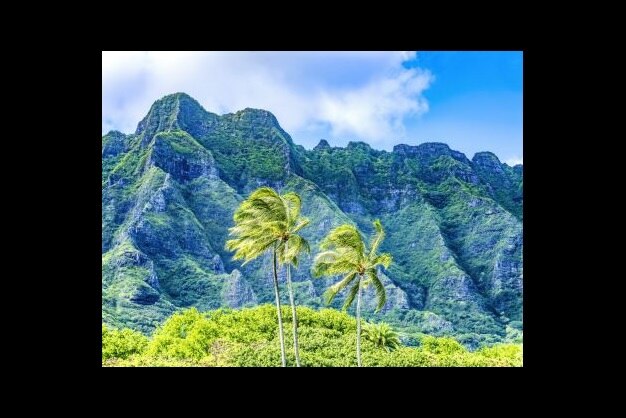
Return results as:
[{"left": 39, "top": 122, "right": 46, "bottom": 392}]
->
[
  {"left": 293, "top": 140, "right": 523, "bottom": 340},
  {"left": 102, "top": 93, "right": 523, "bottom": 345}
]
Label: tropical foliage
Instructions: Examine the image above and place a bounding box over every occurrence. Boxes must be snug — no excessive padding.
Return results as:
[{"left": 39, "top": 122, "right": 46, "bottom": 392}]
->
[
  {"left": 102, "top": 305, "right": 522, "bottom": 367},
  {"left": 363, "top": 323, "right": 401, "bottom": 352},
  {"left": 102, "top": 324, "right": 148, "bottom": 360}
]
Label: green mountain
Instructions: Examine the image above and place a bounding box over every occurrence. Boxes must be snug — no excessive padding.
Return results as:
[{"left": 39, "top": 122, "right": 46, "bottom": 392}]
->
[{"left": 102, "top": 93, "right": 523, "bottom": 347}]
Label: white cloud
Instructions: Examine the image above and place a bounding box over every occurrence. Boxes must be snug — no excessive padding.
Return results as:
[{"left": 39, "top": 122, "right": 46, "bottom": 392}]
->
[
  {"left": 504, "top": 156, "right": 523, "bottom": 166},
  {"left": 319, "top": 68, "right": 431, "bottom": 141},
  {"left": 102, "top": 51, "right": 432, "bottom": 147}
]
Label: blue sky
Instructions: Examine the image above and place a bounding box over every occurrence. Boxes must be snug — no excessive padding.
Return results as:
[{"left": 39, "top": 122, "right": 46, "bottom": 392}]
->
[{"left": 102, "top": 51, "right": 522, "bottom": 165}]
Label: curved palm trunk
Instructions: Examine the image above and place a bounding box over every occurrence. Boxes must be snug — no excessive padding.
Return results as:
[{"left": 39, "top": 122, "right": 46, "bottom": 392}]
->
[
  {"left": 272, "top": 246, "right": 287, "bottom": 367},
  {"left": 284, "top": 241, "right": 301, "bottom": 367},
  {"left": 356, "top": 275, "right": 363, "bottom": 367}
]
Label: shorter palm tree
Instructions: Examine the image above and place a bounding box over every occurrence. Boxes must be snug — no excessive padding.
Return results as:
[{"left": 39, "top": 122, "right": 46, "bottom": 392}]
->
[
  {"left": 312, "top": 219, "right": 392, "bottom": 367},
  {"left": 363, "top": 322, "right": 401, "bottom": 352}
]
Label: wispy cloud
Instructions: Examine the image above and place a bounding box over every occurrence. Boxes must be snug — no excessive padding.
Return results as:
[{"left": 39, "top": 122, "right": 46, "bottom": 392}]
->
[
  {"left": 319, "top": 67, "right": 431, "bottom": 140},
  {"left": 102, "top": 51, "right": 432, "bottom": 147}
]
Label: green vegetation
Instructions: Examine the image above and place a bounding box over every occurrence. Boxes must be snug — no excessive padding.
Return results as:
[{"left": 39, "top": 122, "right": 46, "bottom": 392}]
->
[
  {"left": 102, "top": 305, "right": 522, "bottom": 367},
  {"left": 363, "top": 323, "right": 401, "bottom": 352},
  {"left": 313, "top": 220, "right": 392, "bottom": 366},
  {"left": 102, "top": 324, "right": 148, "bottom": 360},
  {"left": 102, "top": 93, "right": 523, "bottom": 350}
]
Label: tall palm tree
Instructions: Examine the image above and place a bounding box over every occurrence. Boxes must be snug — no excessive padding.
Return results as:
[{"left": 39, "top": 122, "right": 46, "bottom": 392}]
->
[
  {"left": 226, "top": 187, "right": 309, "bottom": 367},
  {"left": 275, "top": 192, "right": 310, "bottom": 367},
  {"left": 312, "top": 219, "right": 392, "bottom": 367}
]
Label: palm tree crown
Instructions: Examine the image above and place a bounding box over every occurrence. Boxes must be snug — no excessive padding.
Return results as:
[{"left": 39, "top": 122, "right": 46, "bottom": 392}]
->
[
  {"left": 312, "top": 220, "right": 392, "bottom": 311},
  {"left": 226, "top": 187, "right": 309, "bottom": 264}
]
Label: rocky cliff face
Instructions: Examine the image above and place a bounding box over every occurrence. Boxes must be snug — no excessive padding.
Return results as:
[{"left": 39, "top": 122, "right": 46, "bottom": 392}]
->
[{"left": 102, "top": 93, "right": 523, "bottom": 344}]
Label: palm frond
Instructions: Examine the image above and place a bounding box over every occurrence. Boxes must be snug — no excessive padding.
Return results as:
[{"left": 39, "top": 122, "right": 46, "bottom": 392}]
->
[
  {"left": 366, "top": 268, "right": 387, "bottom": 312},
  {"left": 278, "top": 234, "right": 310, "bottom": 266},
  {"left": 228, "top": 223, "right": 275, "bottom": 239},
  {"left": 291, "top": 218, "right": 310, "bottom": 234},
  {"left": 227, "top": 236, "right": 277, "bottom": 264},
  {"left": 247, "top": 187, "right": 281, "bottom": 201},
  {"left": 313, "top": 224, "right": 365, "bottom": 282},
  {"left": 281, "top": 192, "right": 302, "bottom": 224},
  {"left": 323, "top": 272, "right": 357, "bottom": 305},
  {"left": 342, "top": 280, "right": 361, "bottom": 310},
  {"left": 234, "top": 188, "right": 288, "bottom": 226},
  {"left": 312, "top": 255, "right": 359, "bottom": 277},
  {"left": 371, "top": 253, "right": 392, "bottom": 269},
  {"left": 260, "top": 197, "right": 288, "bottom": 223},
  {"left": 368, "top": 219, "right": 385, "bottom": 260},
  {"left": 233, "top": 197, "right": 273, "bottom": 222},
  {"left": 313, "top": 250, "right": 340, "bottom": 263},
  {"left": 312, "top": 250, "right": 344, "bottom": 277},
  {"left": 319, "top": 224, "right": 365, "bottom": 255}
]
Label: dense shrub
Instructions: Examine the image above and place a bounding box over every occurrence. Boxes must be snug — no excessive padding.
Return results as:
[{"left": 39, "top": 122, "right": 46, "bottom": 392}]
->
[{"left": 102, "top": 324, "right": 148, "bottom": 360}]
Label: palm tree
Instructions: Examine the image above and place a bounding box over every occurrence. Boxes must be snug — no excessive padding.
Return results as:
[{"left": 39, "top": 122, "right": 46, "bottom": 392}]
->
[
  {"left": 226, "top": 187, "right": 309, "bottom": 367},
  {"left": 312, "top": 219, "right": 392, "bottom": 367},
  {"left": 275, "top": 192, "right": 310, "bottom": 367},
  {"left": 363, "top": 322, "right": 401, "bottom": 352}
]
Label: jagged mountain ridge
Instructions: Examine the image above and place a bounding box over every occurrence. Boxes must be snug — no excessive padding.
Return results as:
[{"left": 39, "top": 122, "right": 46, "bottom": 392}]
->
[{"left": 102, "top": 93, "right": 523, "bottom": 346}]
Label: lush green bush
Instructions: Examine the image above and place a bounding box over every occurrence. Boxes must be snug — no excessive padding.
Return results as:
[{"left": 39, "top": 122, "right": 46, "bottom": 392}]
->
[
  {"left": 477, "top": 343, "right": 523, "bottom": 366},
  {"left": 103, "top": 305, "right": 522, "bottom": 367},
  {"left": 102, "top": 324, "right": 149, "bottom": 360}
]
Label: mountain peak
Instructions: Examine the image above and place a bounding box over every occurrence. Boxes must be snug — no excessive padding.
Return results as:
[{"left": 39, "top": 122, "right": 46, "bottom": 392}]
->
[
  {"left": 472, "top": 152, "right": 508, "bottom": 179},
  {"left": 228, "top": 108, "right": 280, "bottom": 128},
  {"left": 347, "top": 141, "right": 371, "bottom": 150},
  {"left": 103, "top": 130, "right": 126, "bottom": 139},
  {"left": 472, "top": 152, "right": 502, "bottom": 166},
  {"left": 314, "top": 139, "right": 331, "bottom": 150},
  {"left": 393, "top": 142, "right": 469, "bottom": 164},
  {"left": 135, "top": 93, "right": 215, "bottom": 142},
  {"left": 393, "top": 142, "right": 449, "bottom": 154},
  {"left": 159, "top": 92, "right": 195, "bottom": 102}
]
